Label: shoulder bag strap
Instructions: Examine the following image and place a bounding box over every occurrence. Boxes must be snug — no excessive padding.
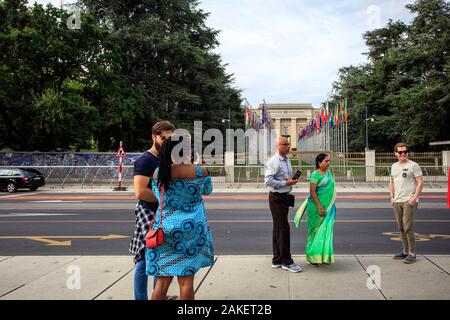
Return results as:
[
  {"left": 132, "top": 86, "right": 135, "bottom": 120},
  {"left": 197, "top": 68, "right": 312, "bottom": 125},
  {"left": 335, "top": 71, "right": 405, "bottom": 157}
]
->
[{"left": 195, "top": 164, "right": 202, "bottom": 178}]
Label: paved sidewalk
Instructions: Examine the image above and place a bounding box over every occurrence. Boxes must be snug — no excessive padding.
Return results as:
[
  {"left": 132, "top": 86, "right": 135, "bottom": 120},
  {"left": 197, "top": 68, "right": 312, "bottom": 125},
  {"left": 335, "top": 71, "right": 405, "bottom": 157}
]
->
[{"left": 1, "top": 255, "right": 449, "bottom": 300}]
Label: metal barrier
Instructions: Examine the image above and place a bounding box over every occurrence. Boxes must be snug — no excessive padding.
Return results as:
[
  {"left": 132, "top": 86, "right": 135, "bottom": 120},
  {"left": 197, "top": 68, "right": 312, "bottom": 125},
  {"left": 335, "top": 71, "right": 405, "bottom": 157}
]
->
[
  {"left": 229, "top": 165, "right": 447, "bottom": 188},
  {"left": 0, "top": 165, "right": 446, "bottom": 189},
  {"left": 372, "top": 165, "right": 447, "bottom": 188},
  {"left": 0, "top": 166, "right": 134, "bottom": 189},
  {"left": 376, "top": 152, "right": 442, "bottom": 166}
]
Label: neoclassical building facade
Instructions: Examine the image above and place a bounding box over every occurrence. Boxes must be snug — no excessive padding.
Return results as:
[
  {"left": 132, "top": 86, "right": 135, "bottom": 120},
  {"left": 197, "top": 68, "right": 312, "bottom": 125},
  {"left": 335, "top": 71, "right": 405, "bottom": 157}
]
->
[{"left": 255, "top": 103, "right": 318, "bottom": 150}]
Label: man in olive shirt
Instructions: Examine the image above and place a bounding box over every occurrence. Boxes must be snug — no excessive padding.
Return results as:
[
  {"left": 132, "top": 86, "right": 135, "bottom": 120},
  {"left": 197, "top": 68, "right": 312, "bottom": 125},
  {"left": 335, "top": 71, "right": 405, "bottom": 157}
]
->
[{"left": 389, "top": 143, "right": 423, "bottom": 264}]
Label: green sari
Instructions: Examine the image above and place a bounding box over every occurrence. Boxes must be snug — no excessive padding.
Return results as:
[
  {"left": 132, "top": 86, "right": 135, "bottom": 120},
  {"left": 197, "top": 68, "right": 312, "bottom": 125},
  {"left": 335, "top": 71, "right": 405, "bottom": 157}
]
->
[{"left": 294, "top": 169, "right": 336, "bottom": 264}]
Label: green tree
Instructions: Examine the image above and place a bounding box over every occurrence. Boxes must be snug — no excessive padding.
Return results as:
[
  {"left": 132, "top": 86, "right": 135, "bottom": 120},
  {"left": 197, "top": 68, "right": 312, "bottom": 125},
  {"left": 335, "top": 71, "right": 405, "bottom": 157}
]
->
[
  {"left": 0, "top": 0, "right": 242, "bottom": 151},
  {"left": 0, "top": 0, "right": 104, "bottom": 150},
  {"left": 33, "top": 80, "right": 99, "bottom": 151},
  {"left": 81, "top": 0, "right": 242, "bottom": 151},
  {"left": 331, "top": 0, "right": 450, "bottom": 151}
]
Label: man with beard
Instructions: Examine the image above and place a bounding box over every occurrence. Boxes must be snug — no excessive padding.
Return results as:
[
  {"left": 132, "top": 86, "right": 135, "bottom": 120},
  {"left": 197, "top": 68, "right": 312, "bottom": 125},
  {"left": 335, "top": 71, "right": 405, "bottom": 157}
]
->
[{"left": 129, "top": 121, "right": 175, "bottom": 300}]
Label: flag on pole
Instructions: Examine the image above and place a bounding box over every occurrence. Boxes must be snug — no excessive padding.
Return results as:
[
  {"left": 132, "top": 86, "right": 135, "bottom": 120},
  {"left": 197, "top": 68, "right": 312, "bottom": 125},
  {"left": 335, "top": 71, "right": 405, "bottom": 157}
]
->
[
  {"left": 326, "top": 101, "right": 330, "bottom": 125},
  {"left": 344, "top": 98, "right": 348, "bottom": 122},
  {"left": 245, "top": 100, "right": 250, "bottom": 127}
]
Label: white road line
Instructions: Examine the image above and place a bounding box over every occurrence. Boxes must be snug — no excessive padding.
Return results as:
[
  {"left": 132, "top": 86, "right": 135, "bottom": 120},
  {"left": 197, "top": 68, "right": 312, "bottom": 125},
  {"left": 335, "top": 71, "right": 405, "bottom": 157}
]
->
[
  {"left": 31, "top": 200, "right": 85, "bottom": 203},
  {"left": 0, "top": 213, "right": 79, "bottom": 217},
  {"left": 0, "top": 192, "right": 39, "bottom": 199}
]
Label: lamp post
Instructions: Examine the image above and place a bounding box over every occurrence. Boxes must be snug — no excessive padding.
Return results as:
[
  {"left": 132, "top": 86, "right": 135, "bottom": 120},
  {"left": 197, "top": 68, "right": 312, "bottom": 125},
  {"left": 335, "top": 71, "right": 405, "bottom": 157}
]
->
[
  {"left": 222, "top": 108, "right": 231, "bottom": 129},
  {"left": 222, "top": 108, "right": 231, "bottom": 153},
  {"left": 365, "top": 106, "right": 374, "bottom": 150}
]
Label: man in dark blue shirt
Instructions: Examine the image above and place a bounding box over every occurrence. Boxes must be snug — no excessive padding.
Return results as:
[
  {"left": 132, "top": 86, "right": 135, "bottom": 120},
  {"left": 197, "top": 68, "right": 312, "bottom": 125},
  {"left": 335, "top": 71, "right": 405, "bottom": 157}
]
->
[{"left": 129, "top": 121, "right": 175, "bottom": 300}]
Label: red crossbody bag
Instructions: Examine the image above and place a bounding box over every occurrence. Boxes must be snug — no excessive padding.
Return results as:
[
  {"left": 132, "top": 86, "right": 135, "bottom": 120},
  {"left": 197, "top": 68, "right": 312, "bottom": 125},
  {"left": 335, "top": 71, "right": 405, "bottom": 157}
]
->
[{"left": 145, "top": 184, "right": 165, "bottom": 249}]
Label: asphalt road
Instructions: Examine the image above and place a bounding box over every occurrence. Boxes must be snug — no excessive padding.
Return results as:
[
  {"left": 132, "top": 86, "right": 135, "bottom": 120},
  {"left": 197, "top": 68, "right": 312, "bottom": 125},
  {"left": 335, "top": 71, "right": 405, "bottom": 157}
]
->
[{"left": 0, "top": 191, "right": 449, "bottom": 256}]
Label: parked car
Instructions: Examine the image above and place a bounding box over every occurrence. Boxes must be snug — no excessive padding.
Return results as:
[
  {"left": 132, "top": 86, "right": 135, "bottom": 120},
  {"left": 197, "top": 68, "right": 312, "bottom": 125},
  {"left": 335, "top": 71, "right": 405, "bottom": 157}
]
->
[{"left": 0, "top": 168, "right": 46, "bottom": 193}]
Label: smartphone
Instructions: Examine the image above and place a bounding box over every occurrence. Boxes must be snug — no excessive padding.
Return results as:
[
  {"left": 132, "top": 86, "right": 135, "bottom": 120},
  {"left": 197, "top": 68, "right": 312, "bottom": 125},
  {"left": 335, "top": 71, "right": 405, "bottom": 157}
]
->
[{"left": 292, "top": 170, "right": 302, "bottom": 180}]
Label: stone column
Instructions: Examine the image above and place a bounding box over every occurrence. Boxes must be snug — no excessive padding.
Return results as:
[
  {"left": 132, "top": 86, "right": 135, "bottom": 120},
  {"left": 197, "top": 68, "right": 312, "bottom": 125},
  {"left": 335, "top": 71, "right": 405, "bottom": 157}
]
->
[
  {"left": 443, "top": 151, "right": 450, "bottom": 171},
  {"left": 290, "top": 118, "right": 296, "bottom": 141},
  {"left": 444, "top": 151, "right": 450, "bottom": 208},
  {"left": 225, "top": 151, "right": 234, "bottom": 183},
  {"left": 365, "top": 149, "right": 376, "bottom": 182}
]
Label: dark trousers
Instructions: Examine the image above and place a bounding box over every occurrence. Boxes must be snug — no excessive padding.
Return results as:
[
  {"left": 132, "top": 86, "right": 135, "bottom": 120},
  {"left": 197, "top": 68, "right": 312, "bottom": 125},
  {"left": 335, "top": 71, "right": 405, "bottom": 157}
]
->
[{"left": 269, "top": 192, "right": 293, "bottom": 266}]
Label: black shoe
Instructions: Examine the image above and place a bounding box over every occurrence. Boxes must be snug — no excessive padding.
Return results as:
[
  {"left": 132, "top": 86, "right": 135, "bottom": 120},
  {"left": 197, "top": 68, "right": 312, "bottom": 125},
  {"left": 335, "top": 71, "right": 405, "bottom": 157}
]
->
[{"left": 393, "top": 252, "right": 408, "bottom": 260}]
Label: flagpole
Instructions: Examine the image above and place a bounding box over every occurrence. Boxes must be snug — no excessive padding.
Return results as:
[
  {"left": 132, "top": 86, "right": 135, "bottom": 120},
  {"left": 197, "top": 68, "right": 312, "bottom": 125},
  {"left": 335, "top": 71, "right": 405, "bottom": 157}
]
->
[
  {"left": 342, "top": 102, "right": 345, "bottom": 172},
  {"left": 339, "top": 102, "right": 342, "bottom": 173},
  {"left": 338, "top": 105, "right": 341, "bottom": 173},
  {"left": 347, "top": 99, "right": 349, "bottom": 171},
  {"left": 340, "top": 111, "right": 342, "bottom": 172},
  {"left": 327, "top": 101, "right": 330, "bottom": 152},
  {"left": 244, "top": 98, "right": 249, "bottom": 178},
  {"left": 342, "top": 106, "right": 345, "bottom": 173},
  {"left": 334, "top": 106, "right": 336, "bottom": 154},
  {"left": 345, "top": 98, "right": 349, "bottom": 174},
  {"left": 244, "top": 97, "right": 247, "bottom": 167}
]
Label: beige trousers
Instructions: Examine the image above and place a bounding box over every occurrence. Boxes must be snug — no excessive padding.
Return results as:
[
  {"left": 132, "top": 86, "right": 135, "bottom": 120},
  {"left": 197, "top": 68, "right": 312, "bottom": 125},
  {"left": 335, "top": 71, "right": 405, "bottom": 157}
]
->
[{"left": 392, "top": 202, "right": 418, "bottom": 255}]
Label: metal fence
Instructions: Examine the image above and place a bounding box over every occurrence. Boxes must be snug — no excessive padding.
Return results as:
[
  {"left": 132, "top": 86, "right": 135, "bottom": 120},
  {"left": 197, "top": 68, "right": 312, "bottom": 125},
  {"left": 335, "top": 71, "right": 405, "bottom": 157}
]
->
[
  {"left": 1, "top": 164, "right": 446, "bottom": 189},
  {"left": 0, "top": 166, "right": 134, "bottom": 188},
  {"left": 373, "top": 165, "right": 447, "bottom": 185},
  {"left": 228, "top": 165, "right": 447, "bottom": 188},
  {"left": 376, "top": 152, "right": 442, "bottom": 166}
]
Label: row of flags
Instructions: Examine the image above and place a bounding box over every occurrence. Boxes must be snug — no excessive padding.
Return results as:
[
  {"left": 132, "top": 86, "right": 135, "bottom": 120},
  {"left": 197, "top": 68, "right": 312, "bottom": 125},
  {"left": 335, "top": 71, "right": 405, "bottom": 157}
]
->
[
  {"left": 297, "top": 99, "right": 348, "bottom": 141},
  {"left": 244, "top": 99, "right": 274, "bottom": 131}
]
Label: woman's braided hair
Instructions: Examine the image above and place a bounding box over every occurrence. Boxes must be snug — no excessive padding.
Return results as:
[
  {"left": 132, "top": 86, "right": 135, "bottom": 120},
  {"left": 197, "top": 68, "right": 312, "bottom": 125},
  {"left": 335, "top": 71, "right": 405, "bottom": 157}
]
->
[{"left": 157, "top": 137, "right": 176, "bottom": 189}]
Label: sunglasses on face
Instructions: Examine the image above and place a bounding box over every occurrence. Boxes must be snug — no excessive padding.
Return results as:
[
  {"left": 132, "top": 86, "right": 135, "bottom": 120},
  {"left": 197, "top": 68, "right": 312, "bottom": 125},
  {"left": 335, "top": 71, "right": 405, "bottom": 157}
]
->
[{"left": 397, "top": 151, "right": 408, "bottom": 155}]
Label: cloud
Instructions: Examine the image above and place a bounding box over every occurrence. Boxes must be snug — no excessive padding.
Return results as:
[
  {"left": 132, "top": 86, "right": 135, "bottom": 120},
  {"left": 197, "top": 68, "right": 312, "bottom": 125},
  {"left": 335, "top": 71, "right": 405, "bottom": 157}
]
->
[
  {"left": 32, "top": 0, "right": 414, "bottom": 107},
  {"left": 200, "top": 0, "right": 414, "bottom": 107}
]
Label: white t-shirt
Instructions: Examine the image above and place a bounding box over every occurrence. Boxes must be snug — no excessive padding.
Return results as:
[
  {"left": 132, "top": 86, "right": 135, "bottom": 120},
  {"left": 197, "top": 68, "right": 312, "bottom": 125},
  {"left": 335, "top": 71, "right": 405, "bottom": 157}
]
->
[{"left": 390, "top": 160, "right": 423, "bottom": 203}]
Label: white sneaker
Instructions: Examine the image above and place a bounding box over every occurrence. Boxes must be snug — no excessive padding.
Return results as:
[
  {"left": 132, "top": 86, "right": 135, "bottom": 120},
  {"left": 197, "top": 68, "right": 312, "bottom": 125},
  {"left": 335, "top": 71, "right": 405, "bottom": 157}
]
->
[
  {"left": 271, "top": 263, "right": 282, "bottom": 268},
  {"left": 282, "top": 263, "right": 303, "bottom": 273}
]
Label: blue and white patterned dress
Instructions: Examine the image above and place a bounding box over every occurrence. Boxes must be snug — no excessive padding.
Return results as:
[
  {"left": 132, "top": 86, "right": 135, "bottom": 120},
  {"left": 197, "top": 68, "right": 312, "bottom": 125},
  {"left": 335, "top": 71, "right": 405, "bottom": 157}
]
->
[{"left": 145, "top": 164, "right": 214, "bottom": 276}]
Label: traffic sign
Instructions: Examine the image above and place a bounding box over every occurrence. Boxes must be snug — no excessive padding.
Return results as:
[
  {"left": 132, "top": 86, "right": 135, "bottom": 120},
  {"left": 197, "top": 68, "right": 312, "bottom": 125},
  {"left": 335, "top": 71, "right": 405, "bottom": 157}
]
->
[{"left": 115, "top": 145, "right": 127, "bottom": 158}]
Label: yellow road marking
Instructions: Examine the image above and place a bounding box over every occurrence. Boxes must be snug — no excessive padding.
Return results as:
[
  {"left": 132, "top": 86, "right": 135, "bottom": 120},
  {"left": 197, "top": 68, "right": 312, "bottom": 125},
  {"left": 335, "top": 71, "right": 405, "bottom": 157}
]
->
[
  {"left": 383, "top": 232, "right": 450, "bottom": 242},
  {"left": 29, "top": 237, "right": 71, "bottom": 246},
  {"left": 0, "top": 234, "right": 129, "bottom": 246}
]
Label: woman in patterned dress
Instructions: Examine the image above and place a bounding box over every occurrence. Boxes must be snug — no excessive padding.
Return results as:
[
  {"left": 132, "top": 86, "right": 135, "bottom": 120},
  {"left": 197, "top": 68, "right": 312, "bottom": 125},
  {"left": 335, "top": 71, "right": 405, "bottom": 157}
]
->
[{"left": 146, "top": 137, "right": 214, "bottom": 300}]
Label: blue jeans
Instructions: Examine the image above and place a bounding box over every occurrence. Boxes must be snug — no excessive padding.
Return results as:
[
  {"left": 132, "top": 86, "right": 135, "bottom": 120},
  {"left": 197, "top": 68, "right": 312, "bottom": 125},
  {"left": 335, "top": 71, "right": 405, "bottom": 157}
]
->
[
  {"left": 134, "top": 255, "right": 149, "bottom": 300},
  {"left": 134, "top": 253, "right": 157, "bottom": 300}
]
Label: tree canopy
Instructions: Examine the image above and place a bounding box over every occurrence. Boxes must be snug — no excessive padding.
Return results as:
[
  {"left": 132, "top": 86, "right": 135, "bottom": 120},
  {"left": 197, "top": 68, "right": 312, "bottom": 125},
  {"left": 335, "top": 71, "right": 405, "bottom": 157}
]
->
[
  {"left": 0, "top": 0, "right": 242, "bottom": 151},
  {"left": 330, "top": 0, "right": 450, "bottom": 151}
]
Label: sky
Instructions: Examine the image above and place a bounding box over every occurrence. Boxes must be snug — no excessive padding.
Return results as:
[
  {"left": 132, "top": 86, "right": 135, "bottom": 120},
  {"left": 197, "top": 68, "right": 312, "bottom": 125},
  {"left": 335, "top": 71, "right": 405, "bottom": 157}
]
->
[{"left": 35, "top": 0, "right": 415, "bottom": 108}]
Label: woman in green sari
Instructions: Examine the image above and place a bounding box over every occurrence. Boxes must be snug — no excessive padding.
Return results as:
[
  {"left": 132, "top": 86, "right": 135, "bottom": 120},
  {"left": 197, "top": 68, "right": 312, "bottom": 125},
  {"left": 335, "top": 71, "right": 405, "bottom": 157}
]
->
[{"left": 295, "top": 153, "right": 336, "bottom": 265}]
